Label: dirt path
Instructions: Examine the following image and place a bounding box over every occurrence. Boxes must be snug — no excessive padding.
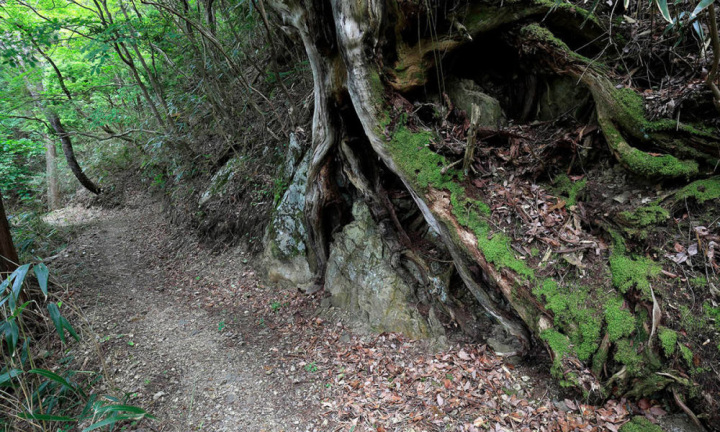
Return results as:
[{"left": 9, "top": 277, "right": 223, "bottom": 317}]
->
[
  {"left": 52, "top": 202, "right": 321, "bottom": 431},
  {"left": 47, "top": 201, "right": 685, "bottom": 432}
]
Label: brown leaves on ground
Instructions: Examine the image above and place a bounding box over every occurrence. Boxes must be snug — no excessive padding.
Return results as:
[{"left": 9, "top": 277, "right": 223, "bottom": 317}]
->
[{"left": 150, "top": 202, "right": 670, "bottom": 432}]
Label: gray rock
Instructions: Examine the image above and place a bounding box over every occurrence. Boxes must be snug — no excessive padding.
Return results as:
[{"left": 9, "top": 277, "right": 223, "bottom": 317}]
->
[
  {"left": 282, "top": 132, "right": 304, "bottom": 182},
  {"left": 658, "top": 414, "right": 706, "bottom": 432},
  {"left": 324, "top": 201, "right": 442, "bottom": 340},
  {"left": 262, "top": 150, "right": 313, "bottom": 286},
  {"left": 446, "top": 78, "right": 505, "bottom": 128},
  {"left": 198, "top": 157, "right": 246, "bottom": 206},
  {"left": 537, "top": 76, "right": 591, "bottom": 121}
]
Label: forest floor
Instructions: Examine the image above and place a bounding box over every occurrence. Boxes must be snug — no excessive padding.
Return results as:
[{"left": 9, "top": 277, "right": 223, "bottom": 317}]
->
[{"left": 44, "top": 192, "right": 694, "bottom": 432}]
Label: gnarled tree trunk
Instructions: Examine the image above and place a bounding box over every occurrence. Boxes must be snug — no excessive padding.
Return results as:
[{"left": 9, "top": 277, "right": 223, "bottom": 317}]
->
[{"left": 269, "top": 0, "right": 720, "bottom": 427}]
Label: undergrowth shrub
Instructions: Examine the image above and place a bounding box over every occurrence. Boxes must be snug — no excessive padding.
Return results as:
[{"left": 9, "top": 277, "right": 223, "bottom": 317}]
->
[{"left": 1, "top": 264, "right": 153, "bottom": 431}]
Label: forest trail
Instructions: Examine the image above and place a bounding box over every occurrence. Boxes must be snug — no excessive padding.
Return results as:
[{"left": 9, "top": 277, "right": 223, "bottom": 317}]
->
[
  {"left": 50, "top": 199, "right": 321, "bottom": 432},
  {"left": 45, "top": 198, "right": 693, "bottom": 432}
]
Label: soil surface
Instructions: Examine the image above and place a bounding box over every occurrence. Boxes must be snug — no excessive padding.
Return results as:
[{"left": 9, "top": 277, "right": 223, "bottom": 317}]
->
[{"left": 46, "top": 195, "right": 688, "bottom": 431}]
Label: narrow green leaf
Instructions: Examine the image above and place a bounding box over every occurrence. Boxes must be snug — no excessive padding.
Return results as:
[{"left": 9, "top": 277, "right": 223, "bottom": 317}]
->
[
  {"left": 82, "top": 413, "right": 150, "bottom": 432},
  {"left": 11, "top": 264, "right": 31, "bottom": 298},
  {"left": 691, "top": 0, "right": 715, "bottom": 20},
  {"left": 0, "top": 369, "right": 22, "bottom": 386},
  {"left": 47, "top": 303, "right": 65, "bottom": 344},
  {"left": 10, "top": 301, "right": 31, "bottom": 319},
  {"left": 79, "top": 394, "right": 98, "bottom": 421},
  {"left": 0, "top": 272, "right": 13, "bottom": 292},
  {"left": 61, "top": 316, "right": 80, "bottom": 342},
  {"left": 17, "top": 413, "right": 75, "bottom": 422},
  {"left": 0, "top": 293, "right": 10, "bottom": 308},
  {"left": 4, "top": 320, "right": 19, "bottom": 354},
  {"left": 655, "top": 0, "right": 672, "bottom": 22},
  {"left": 94, "top": 404, "right": 150, "bottom": 415},
  {"left": 27, "top": 368, "right": 84, "bottom": 397},
  {"left": 34, "top": 263, "right": 49, "bottom": 298}
]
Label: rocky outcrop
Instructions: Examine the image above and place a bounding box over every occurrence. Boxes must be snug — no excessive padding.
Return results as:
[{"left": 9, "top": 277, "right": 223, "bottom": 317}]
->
[
  {"left": 262, "top": 149, "right": 313, "bottom": 287},
  {"left": 324, "top": 202, "right": 443, "bottom": 340},
  {"left": 198, "top": 156, "right": 246, "bottom": 206}
]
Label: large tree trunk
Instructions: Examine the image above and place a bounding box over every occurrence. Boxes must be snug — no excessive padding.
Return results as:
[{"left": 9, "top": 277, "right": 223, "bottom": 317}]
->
[
  {"left": 270, "top": 0, "right": 720, "bottom": 427},
  {"left": 0, "top": 189, "right": 19, "bottom": 275}
]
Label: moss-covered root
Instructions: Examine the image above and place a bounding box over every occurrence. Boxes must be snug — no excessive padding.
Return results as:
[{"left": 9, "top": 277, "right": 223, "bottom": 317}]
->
[
  {"left": 520, "top": 23, "right": 716, "bottom": 180},
  {"left": 597, "top": 114, "right": 698, "bottom": 180}
]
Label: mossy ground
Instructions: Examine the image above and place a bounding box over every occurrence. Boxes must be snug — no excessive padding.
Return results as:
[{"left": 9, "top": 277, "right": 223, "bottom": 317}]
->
[
  {"left": 383, "top": 116, "right": 663, "bottom": 388},
  {"left": 675, "top": 177, "right": 720, "bottom": 203},
  {"left": 619, "top": 416, "right": 663, "bottom": 432}
]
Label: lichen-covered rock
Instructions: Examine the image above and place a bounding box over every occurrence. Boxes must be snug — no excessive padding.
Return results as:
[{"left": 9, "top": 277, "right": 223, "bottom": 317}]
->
[
  {"left": 263, "top": 150, "right": 312, "bottom": 286},
  {"left": 198, "top": 157, "right": 246, "bottom": 206},
  {"left": 325, "top": 201, "right": 442, "bottom": 339},
  {"left": 446, "top": 78, "right": 506, "bottom": 128},
  {"left": 282, "top": 132, "right": 304, "bottom": 182}
]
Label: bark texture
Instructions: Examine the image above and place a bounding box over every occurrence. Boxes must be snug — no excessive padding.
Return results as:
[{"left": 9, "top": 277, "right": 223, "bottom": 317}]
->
[
  {"left": 46, "top": 141, "right": 60, "bottom": 210},
  {"left": 0, "top": 189, "right": 19, "bottom": 274}
]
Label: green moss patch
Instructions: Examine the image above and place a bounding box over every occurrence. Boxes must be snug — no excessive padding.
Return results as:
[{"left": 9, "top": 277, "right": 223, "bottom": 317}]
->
[
  {"left": 619, "top": 205, "right": 669, "bottom": 227},
  {"left": 614, "top": 338, "right": 643, "bottom": 374},
  {"left": 605, "top": 298, "right": 636, "bottom": 342},
  {"left": 555, "top": 174, "right": 587, "bottom": 207},
  {"left": 658, "top": 327, "right": 677, "bottom": 357},
  {"left": 385, "top": 122, "right": 533, "bottom": 280},
  {"left": 619, "top": 416, "right": 663, "bottom": 432},
  {"left": 534, "top": 280, "right": 603, "bottom": 361},
  {"left": 615, "top": 141, "right": 698, "bottom": 179},
  {"left": 679, "top": 344, "right": 694, "bottom": 368},
  {"left": 675, "top": 177, "right": 720, "bottom": 203},
  {"left": 609, "top": 235, "right": 661, "bottom": 296}
]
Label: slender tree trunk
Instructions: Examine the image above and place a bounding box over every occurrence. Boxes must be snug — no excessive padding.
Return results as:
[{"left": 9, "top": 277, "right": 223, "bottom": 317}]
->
[
  {"left": 46, "top": 111, "right": 102, "bottom": 195},
  {"left": 0, "top": 189, "right": 19, "bottom": 275},
  {"left": 46, "top": 141, "right": 61, "bottom": 210},
  {"left": 20, "top": 61, "right": 102, "bottom": 196}
]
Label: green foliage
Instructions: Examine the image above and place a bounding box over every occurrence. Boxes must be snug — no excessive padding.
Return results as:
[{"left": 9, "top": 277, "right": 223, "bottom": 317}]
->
[
  {"left": 619, "top": 205, "right": 669, "bottom": 227},
  {"left": 679, "top": 344, "right": 694, "bottom": 368},
  {"left": 533, "top": 281, "right": 602, "bottom": 361},
  {"left": 1, "top": 264, "right": 154, "bottom": 430},
  {"left": 540, "top": 329, "right": 571, "bottom": 369},
  {"left": 386, "top": 120, "right": 535, "bottom": 281},
  {"left": 555, "top": 174, "right": 587, "bottom": 207},
  {"left": 609, "top": 236, "right": 661, "bottom": 296},
  {"left": 0, "top": 138, "right": 44, "bottom": 201},
  {"left": 8, "top": 210, "right": 70, "bottom": 262},
  {"left": 613, "top": 339, "right": 643, "bottom": 373}
]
